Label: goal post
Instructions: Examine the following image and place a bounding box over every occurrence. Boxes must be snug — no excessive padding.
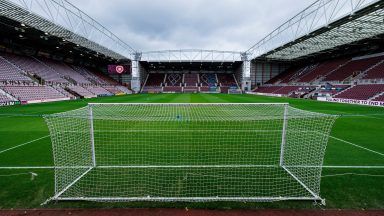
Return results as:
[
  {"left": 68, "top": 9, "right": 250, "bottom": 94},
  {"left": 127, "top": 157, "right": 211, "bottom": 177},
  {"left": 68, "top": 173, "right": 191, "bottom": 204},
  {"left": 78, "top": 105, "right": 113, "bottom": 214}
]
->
[{"left": 44, "top": 103, "right": 338, "bottom": 203}]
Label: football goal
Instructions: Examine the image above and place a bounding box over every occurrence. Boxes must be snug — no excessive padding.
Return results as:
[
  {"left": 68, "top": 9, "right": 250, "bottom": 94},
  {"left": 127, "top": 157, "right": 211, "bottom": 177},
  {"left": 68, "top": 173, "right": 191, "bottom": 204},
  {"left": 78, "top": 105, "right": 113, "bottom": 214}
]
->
[{"left": 44, "top": 103, "right": 338, "bottom": 203}]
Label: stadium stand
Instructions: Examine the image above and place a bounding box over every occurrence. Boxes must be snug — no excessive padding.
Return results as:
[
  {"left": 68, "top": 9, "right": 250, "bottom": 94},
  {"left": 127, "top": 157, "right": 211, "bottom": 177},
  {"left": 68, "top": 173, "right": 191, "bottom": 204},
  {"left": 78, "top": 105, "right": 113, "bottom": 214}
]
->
[
  {"left": 200, "top": 73, "right": 217, "bottom": 86},
  {"left": 142, "top": 73, "right": 164, "bottom": 93},
  {"left": 324, "top": 56, "right": 383, "bottom": 82},
  {"left": 66, "top": 85, "right": 96, "bottom": 98},
  {"left": 315, "top": 85, "right": 350, "bottom": 97},
  {"left": 266, "top": 68, "right": 298, "bottom": 84},
  {"left": 163, "top": 73, "right": 183, "bottom": 93},
  {"left": 0, "top": 50, "right": 132, "bottom": 105},
  {"left": 199, "top": 74, "right": 218, "bottom": 92},
  {"left": 2, "top": 53, "right": 69, "bottom": 84},
  {"left": 104, "top": 86, "right": 130, "bottom": 95},
  {"left": 297, "top": 59, "right": 348, "bottom": 83},
  {"left": 140, "top": 72, "right": 240, "bottom": 94},
  {"left": 334, "top": 84, "right": 384, "bottom": 100},
  {"left": 0, "top": 93, "right": 14, "bottom": 103},
  {"left": 184, "top": 74, "right": 199, "bottom": 86},
  {"left": 71, "top": 66, "right": 111, "bottom": 85},
  {"left": 254, "top": 86, "right": 284, "bottom": 94},
  {"left": 1, "top": 85, "right": 69, "bottom": 102},
  {"left": 255, "top": 52, "right": 384, "bottom": 104},
  {"left": 217, "top": 74, "right": 239, "bottom": 93},
  {"left": 374, "top": 94, "right": 384, "bottom": 102},
  {"left": 363, "top": 60, "right": 384, "bottom": 80},
  {"left": 85, "top": 86, "right": 113, "bottom": 96},
  {"left": 183, "top": 74, "right": 199, "bottom": 93},
  {"left": 253, "top": 85, "right": 315, "bottom": 98},
  {"left": 42, "top": 58, "right": 92, "bottom": 85},
  {"left": 0, "top": 56, "right": 32, "bottom": 83}
]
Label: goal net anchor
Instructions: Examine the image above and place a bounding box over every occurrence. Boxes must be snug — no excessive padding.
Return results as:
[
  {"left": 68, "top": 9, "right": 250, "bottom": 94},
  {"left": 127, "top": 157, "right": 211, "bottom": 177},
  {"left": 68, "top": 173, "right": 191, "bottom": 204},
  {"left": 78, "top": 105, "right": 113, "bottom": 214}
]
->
[{"left": 43, "top": 103, "right": 338, "bottom": 204}]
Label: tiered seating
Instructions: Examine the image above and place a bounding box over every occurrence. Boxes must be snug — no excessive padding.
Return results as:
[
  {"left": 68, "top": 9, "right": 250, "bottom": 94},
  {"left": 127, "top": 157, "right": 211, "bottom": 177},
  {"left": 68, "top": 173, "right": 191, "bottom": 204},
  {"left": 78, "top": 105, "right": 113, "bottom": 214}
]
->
[
  {"left": 2, "top": 85, "right": 68, "bottom": 102},
  {"left": 85, "top": 86, "right": 113, "bottom": 96},
  {"left": 67, "top": 86, "right": 95, "bottom": 98},
  {"left": 335, "top": 84, "right": 384, "bottom": 100},
  {"left": 374, "top": 94, "right": 384, "bottom": 102},
  {"left": 72, "top": 66, "right": 108, "bottom": 85},
  {"left": 43, "top": 59, "right": 91, "bottom": 84},
  {"left": 115, "top": 86, "right": 131, "bottom": 94},
  {"left": 183, "top": 74, "right": 199, "bottom": 93},
  {"left": 254, "top": 86, "right": 283, "bottom": 93},
  {"left": 266, "top": 68, "right": 298, "bottom": 84},
  {"left": 254, "top": 85, "right": 314, "bottom": 96},
  {"left": 3, "top": 54, "right": 68, "bottom": 83},
  {"left": 217, "top": 74, "right": 238, "bottom": 93},
  {"left": 200, "top": 74, "right": 217, "bottom": 86},
  {"left": 164, "top": 74, "right": 182, "bottom": 92},
  {"left": 217, "top": 74, "right": 237, "bottom": 87},
  {"left": 184, "top": 74, "right": 198, "bottom": 86},
  {"left": 273, "top": 86, "right": 302, "bottom": 95},
  {"left": 364, "top": 61, "right": 384, "bottom": 80},
  {"left": 324, "top": 57, "right": 382, "bottom": 81},
  {"left": 0, "top": 94, "right": 14, "bottom": 103},
  {"left": 103, "top": 86, "right": 125, "bottom": 95},
  {"left": 281, "top": 66, "right": 317, "bottom": 84},
  {"left": 142, "top": 73, "right": 164, "bottom": 93},
  {"left": 298, "top": 59, "right": 348, "bottom": 83},
  {"left": 0, "top": 57, "right": 31, "bottom": 82}
]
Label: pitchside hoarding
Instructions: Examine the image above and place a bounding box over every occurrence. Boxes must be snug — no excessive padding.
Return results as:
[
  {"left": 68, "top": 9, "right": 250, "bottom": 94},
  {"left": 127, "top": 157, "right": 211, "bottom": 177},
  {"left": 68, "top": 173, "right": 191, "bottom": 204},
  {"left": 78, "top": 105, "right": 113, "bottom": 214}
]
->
[
  {"left": 318, "top": 97, "right": 384, "bottom": 107},
  {"left": 108, "top": 65, "right": 131, "bottom": 75}
]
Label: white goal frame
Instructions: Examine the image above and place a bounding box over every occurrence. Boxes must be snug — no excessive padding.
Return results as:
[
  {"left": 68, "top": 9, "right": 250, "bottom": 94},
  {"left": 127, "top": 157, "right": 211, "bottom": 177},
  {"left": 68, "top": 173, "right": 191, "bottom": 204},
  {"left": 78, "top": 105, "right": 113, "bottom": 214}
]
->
[{"left": 44, "top": 103, "right": 337, "bottom": 204}]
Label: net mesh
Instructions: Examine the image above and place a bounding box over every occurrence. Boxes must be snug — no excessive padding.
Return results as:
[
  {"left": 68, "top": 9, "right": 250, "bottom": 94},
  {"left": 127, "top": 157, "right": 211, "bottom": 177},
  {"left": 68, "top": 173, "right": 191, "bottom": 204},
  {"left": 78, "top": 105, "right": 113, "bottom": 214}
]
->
[{"left": 44, "top": 103, "right": 338, "bottom": 202}]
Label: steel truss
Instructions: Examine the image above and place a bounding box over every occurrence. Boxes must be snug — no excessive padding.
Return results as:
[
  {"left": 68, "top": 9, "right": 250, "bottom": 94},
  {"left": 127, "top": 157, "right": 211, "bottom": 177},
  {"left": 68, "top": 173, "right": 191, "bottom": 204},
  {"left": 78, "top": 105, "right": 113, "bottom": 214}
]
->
[
  {"left": 140, "top": 49, "right": 244, "bottom": 63},
  {"left": 1, "top": 0, "right": 136, "bottom": 60},
  {"left": 1, "top": 0, "right": 383, "bottom": 64},
  {"left": 247, "top": 0, "right": 384, "bottom": 61}
]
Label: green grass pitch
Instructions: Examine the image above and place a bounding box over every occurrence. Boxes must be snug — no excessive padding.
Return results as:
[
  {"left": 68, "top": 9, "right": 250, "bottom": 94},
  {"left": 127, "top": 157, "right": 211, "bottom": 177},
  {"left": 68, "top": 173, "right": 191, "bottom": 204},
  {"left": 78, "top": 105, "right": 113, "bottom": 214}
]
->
[{"left": 0, "top": 93, "right": 383, "bottom": 209}]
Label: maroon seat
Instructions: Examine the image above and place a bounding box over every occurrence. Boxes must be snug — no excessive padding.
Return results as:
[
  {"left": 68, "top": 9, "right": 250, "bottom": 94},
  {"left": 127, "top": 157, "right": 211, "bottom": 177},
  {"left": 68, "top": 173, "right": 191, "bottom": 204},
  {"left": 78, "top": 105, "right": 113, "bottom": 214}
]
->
[
  {"left": 374, "top": 94, "right": 384, "bottom": 102},
  {"left": 364, "top": 62, "right": 384, "bottom": 80},
  {"left": 325, "top": 57, "right": 382, "bottom": 81},
  {"left": 335, "top": 84, "right": 384, "bottom": 100},
  {"left": 184, "top": 74, "right": 198, "bottom": 86}
]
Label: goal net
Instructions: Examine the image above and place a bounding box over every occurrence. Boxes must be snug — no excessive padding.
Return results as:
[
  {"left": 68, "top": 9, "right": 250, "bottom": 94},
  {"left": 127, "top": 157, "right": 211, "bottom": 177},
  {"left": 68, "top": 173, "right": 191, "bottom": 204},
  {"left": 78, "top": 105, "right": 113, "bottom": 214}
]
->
[{"left": 44, "top": 103, "right": 338, "bottom": 202}]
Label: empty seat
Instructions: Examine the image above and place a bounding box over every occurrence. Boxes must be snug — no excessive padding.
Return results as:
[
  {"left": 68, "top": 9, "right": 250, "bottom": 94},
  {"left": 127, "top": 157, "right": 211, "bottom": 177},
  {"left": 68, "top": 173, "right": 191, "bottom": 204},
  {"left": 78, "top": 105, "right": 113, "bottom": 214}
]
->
[
  {"left": 325, "top": 57, "right": 382, "bottom": 81},
  {"left": 2, "top": 85, "right": 67, "bottom": 102},
  {"left": 0, "top": 57, "right": 31, "bottom": 82},
  {"left": 335, "top": 84, "right": 384, "bottom": 100},
  {"left": 184, "top": 74, "right": 198, "bottom": 86}
]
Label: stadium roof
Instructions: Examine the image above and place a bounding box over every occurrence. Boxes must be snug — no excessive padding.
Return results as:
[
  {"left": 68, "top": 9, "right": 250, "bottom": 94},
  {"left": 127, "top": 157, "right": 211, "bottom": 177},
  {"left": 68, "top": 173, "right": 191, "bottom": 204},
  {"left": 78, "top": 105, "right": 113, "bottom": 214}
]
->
[
  {"left": 247, "top": 0, "right": 384, "bottom": 61},
  {"left": 0, "top": 0, "right": 136, "bottom": 60},
  {"left": 1, "top": 0, "right": 383, "bottom": 63},
  {"left": 141, "top": 50, "right": 244, "bottom": 63}
]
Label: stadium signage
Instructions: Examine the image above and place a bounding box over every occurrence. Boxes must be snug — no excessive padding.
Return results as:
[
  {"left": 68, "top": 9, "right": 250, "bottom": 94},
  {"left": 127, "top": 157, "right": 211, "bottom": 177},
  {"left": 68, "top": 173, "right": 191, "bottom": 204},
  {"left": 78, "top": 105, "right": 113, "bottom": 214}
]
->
[
  {"left": 0, "top": 101, "right": 20, "bottom": 107},
  {"left": 326, "top": 98, "right": 384, "bottom": 107},
  {"left": 108, "top": 65, "right": 131, "bottom": 74}
]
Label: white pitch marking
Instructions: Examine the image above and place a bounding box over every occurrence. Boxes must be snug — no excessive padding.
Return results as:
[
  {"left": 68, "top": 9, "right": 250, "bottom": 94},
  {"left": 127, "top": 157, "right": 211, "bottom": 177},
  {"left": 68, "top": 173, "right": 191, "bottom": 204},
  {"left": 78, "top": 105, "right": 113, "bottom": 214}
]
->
[
  {"left": 330, "top": 136, "right": 384, "bottom": 157},
  {"left": 322, "top": 173, "right": 384, "bottom": 178},
  {"left": 0, "top": 135, "right": 50, "bottom": 154}
]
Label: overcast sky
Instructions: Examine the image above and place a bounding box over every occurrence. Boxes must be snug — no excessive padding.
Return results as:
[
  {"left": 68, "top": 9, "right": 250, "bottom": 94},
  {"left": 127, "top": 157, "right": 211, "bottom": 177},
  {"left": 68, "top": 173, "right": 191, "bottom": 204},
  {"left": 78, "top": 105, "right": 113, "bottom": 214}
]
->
[{"left": 67, "top": 0, "right": 312, "bottom": 52}]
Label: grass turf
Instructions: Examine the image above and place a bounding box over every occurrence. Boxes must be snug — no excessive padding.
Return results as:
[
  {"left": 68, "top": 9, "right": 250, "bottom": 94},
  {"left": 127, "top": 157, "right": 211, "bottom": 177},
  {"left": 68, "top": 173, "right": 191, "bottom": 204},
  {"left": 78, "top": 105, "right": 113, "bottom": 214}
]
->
[{"left": 0, "top": 93, "right": 383, "bottom": 209}]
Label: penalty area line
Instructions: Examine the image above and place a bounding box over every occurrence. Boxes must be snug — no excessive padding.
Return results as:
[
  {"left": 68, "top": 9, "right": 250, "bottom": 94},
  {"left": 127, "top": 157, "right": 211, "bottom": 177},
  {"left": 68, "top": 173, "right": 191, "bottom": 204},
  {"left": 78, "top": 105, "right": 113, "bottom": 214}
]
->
[
  {"left": 329, "top": 136, "right": 384, "bottom": 157},
  {"left": 0, "top": 135, "right": 50, "bottom": 155}
]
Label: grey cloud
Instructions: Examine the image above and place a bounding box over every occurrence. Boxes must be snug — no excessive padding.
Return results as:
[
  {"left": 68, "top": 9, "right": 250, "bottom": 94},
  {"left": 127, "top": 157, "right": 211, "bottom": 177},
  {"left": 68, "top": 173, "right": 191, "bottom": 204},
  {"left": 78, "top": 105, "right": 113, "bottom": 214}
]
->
[{"left": 68, "top": 0, "right": 311, "bottom": 51}]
